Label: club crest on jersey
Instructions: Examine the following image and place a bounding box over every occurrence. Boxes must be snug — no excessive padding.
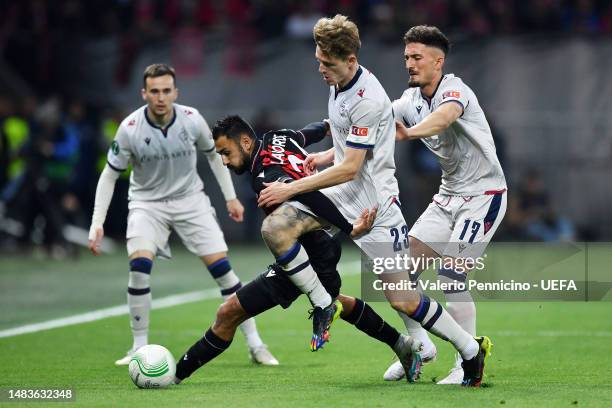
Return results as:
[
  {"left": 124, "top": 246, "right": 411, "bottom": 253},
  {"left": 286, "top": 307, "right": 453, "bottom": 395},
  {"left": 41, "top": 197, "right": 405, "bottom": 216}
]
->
[
  {"left": 357, "top": 88, "right": 365, "bottom": 97},
  {"left": 144, "top": 137, "right": 151, "bottom": 145},
  {"left": 184, "top": 109, "right": 193, "bottom": 115},
  {"left": 351, "top": 126, "right": 369, "bottom": 137},
  {"left": 339, "top": 101, "right": 349, "bottom": 117},
  {"left": 127, "top": 119, "right": 136, "bottom": 126},
  {"left": 416, "top": 105, "right": 422, "bottom": 114},
  {"left": 443, "top": 91, "right": 461, "bottom": 99}
]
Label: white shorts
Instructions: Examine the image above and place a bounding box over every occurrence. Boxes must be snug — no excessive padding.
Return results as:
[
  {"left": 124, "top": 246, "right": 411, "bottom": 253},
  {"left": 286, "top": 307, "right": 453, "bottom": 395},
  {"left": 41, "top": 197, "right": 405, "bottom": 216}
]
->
[
  {"left": 126, "top": 192, "right": 228, "bottom": 259},
  {"left": 288, "top": 197, "right": 410, "bottom": 271},
  {"left": 409, "top": 191, "right": 507, "bottom": 259}
]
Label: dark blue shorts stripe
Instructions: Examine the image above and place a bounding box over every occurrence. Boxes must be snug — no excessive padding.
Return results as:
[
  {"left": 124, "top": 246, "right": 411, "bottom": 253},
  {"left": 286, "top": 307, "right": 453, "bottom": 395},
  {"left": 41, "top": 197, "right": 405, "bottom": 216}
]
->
[
  {"left": 277, "top": 243, "right": 301, "bottom": 265},
  {"left": 208, "top": 258, "right": 232, "bottom": 278},
  {"left": 127, "top": 287, "right": 150, "bottom": 295},
  {"left": 422, "top": 302, "right": 443, "bottom": 330},
  {"left": 285, "top": 260, "right": 310, "bottom": 276},
  {"left": 483, "top": 193, "right": 503, "bottom": 233},
  {"left": 438, "top": 267, "right": 467, "bottom": 283},
  {"left": 220, "top": 282, "right": 243, "bottom": 296},
  {"left": 130, "top": 258, "right": 153, "bottom": 274},
  {"left": 410, "top": 295, "right": 430, "bottom": 322}
]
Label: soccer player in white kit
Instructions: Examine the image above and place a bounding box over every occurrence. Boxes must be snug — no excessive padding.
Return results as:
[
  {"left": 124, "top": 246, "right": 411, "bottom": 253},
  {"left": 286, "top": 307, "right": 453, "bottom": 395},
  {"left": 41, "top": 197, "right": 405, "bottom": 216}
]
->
[
  {"left": 383, "top": 26, "right": 507, "bottom": 384},
  {"left": 88, "top": 64, "right": 278, "bottom": 367},
  {"left": 258, "top": 16, "right": 492, "bottom": 387}
]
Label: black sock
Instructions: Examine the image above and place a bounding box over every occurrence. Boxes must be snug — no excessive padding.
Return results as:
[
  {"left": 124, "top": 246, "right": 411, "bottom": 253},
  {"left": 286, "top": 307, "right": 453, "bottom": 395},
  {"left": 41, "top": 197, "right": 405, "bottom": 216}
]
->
[
  {"left": 175, "top": 328, "right": 232, "bottom": 380},
  {"left": 342, "top": 298, "right": 400, "bottom": 348}
]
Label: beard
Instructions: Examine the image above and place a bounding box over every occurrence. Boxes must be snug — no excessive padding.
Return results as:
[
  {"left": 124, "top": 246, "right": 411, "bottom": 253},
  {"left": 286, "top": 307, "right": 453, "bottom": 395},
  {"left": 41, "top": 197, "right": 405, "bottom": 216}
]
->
[
  {"left": 228, "top": 146, "right": 251, "bottom": 175},
  {"left": 408, "top": 77, "right": 420, "bottom": 88}
]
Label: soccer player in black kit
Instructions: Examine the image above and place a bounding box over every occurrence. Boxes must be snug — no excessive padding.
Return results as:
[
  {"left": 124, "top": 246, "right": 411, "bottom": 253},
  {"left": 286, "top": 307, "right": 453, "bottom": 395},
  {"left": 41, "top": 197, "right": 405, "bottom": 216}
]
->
[{"left": 174, "top": 115, "right": 422, "bottom": 384}]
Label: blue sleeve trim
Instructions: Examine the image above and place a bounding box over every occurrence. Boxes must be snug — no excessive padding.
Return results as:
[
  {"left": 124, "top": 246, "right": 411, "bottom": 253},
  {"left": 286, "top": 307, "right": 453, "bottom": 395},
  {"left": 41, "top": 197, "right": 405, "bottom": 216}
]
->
[
  {"left": 107, "top": 160, "right": 127, "bottom": 173},
  {"left": 346, "top": 140, "right": 375, "bottom": 150}
]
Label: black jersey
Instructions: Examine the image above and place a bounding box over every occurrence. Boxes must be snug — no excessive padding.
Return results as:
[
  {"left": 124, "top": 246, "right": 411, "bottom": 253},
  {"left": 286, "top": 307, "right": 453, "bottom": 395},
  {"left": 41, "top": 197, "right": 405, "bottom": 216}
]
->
[{"left": 248, "top": 122, "right": 353, "bottom": 235}]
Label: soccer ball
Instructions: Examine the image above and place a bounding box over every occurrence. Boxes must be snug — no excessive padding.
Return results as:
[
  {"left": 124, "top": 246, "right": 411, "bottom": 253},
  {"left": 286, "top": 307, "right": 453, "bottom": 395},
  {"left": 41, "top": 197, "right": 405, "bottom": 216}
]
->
[{"left": 128, "top": 344, "right": 176, "bottom": 389}]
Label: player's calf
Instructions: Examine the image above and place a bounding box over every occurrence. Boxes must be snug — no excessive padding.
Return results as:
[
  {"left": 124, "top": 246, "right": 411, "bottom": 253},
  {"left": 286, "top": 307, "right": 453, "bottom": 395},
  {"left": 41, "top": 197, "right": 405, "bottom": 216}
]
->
[{"left": 175, "top": 296, "right": 246, "bottom": 383}]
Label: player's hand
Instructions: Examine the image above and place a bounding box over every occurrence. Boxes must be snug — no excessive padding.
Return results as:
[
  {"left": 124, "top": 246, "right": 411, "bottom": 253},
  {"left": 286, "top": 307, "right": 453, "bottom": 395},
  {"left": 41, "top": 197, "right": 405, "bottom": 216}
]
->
[
  {"left": 303, "top": 150, "right": 334, "bottom": 176},
  {"left": 395, "top": 121, "right": 412, "bottom": 141},
  {"left": 88, "top": 226, "right": 104, "bottom": 256},
  {"left": 258, "top": 181, "right": 295, "bottom": 208},
  {"left": 226, "top": 199, "right": 244, "bottom": 222},
  {"left": 350, "top": 207, "right": 378, "bottom": 238}
]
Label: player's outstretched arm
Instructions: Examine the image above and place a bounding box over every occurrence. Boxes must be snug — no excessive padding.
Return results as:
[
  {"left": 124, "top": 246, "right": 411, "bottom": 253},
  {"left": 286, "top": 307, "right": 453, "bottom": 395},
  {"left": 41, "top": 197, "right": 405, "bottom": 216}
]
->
[
  {"left": 204, "top": 149, "right": 245, "bottom": 222},
  {"left": 396, "top": 102, "right": 463, "bottom": 141},
  {"left": 258, "top": 147, "right": 366, "bottom": 208},
  {"left": 88, "top": 164, "right": 121, "bottom": 256}
]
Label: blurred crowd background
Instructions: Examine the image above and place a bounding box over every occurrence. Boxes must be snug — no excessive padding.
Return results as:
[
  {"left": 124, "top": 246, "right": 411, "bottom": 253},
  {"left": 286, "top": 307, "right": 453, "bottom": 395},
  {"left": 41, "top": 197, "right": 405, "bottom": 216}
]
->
[{"left": 1, "top": 0, "right": 611, "bottom": 257}]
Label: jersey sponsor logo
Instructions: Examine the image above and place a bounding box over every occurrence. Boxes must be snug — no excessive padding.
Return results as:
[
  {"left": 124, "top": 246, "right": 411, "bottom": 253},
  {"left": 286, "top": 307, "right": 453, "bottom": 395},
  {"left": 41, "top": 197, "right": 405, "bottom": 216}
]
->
[
  {"left": 350, "top": 125, "right": 369, "bottom": 137},
  {"left": 357, "top": 88, "right": 365, "bottom": 97},
  {"left": 127, "top": 119, "right": 136, "bottom": 126},
  {"left": 416, "top": 105, "right": 423, "bottom": 114},
  {"left": 111, "top": 140, "right": 120, "bottom": 155},
  {"left": 443, "top": 91, "right": 461, "bottom": 99}
]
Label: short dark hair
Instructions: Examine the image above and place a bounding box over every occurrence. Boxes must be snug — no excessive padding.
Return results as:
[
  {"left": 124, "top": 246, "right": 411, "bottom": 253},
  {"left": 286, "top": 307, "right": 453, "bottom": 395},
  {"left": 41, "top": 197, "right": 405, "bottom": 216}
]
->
[
  {"left": 212, "top": 115, "right": 256, "bottom": 141},
  {"left": 403, "top": 25, "right": 450, "bottom": 55},
  {"left": 143, "top": 63, "right": 176, "bottom": 88}
]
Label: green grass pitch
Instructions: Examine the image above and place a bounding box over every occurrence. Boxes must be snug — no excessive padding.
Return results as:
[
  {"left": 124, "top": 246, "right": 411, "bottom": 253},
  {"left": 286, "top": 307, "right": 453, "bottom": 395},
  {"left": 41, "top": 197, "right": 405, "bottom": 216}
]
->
[{"left": 1, "top": 243, "right": 611, "bottom": 407}]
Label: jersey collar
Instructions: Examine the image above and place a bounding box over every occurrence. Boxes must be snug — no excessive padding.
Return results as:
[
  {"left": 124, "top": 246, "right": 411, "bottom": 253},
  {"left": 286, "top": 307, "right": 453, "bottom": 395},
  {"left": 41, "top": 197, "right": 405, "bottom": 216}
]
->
[
  {"left": 420, "top": 74, "right": 445, "bottom": 108},
  {"left": 335, "top": 66, "right": 363, "bottom": 98},
  {"left": 144, "top": 106, "right": 177, "bottom": 137},
  {"left": 249, "top": 138, "right": 263, "bottom": 174}
]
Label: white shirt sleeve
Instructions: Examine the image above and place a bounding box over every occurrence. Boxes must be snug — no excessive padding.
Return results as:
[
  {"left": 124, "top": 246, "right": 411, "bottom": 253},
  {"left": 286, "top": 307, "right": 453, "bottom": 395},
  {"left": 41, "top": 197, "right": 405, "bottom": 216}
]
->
[
  {"left": 106, "top": 125, "right": 131, "bottom": 171},
  {"left": 194, "top": 113, "right": 237, "bottom": 201},
  {"left": 346, "top": 98, "right": 382, "bottom": 149},
  {"left": 436, "top": 77, "right": 469, "bottom": 112},
  {"left": 88, "top": 164, "right": 121, "bottom": 240}
]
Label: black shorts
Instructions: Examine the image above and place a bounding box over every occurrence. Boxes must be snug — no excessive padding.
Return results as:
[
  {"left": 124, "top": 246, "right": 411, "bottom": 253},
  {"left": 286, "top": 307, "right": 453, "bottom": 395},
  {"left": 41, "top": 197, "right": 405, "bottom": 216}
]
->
[{"left": 237, "top": 230, "right": 342, "bottom": 317}]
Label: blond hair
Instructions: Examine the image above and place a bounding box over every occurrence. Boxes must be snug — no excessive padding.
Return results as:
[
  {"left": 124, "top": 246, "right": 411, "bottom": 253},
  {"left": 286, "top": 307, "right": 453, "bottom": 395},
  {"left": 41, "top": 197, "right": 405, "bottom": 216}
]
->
[{"left": 313, "top": 15, "right": 361, "bottom": 60}]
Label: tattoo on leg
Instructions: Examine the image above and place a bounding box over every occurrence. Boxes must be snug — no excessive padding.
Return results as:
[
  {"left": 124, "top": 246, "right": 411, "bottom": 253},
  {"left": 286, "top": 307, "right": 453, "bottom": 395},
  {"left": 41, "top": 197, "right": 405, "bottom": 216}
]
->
[{"left": 261, "top": 204, "right": 322, "bottom": 256}]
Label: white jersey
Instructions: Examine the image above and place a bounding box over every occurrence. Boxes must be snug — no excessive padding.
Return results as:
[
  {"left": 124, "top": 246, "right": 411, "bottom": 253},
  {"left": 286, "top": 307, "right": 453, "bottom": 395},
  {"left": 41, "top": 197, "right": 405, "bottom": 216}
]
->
[
  {"left": 324, "top": 66, "right": 399, "bottom": 222},
  {"left": 393, "top": 74, "right": 506, "bottom": 196},
  {"left": 107, "top": 103, "right": 213, "bottom": 201}
]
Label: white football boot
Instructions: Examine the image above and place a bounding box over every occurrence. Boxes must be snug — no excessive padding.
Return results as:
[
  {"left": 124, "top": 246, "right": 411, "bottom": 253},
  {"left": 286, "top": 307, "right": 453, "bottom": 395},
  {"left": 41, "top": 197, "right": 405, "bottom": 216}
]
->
[
  {"left": 115, "top": 349, "right": 136, "bottom": 366},
  {"left": 249, "top": 344, "right": 279, "bottom": 366}
]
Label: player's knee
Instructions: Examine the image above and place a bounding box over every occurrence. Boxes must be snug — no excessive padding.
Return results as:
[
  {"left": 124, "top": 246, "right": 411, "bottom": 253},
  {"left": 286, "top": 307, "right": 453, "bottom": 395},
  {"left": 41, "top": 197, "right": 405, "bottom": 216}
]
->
[
  {"left": 389, "top": 299, "right": 421, "bottom": 315},
  {"left": 261, "top": 216, "right": 291, "bottom": 249},
  {"left": 216, "top": 295, "right": 247, "bottom": 329}
]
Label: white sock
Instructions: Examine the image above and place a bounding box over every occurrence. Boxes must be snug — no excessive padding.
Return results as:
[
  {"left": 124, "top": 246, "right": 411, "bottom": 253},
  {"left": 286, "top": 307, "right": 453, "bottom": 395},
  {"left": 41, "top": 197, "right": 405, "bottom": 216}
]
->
[
  {"left": 127, "top": 270, "right": 151, "bottom": 350},
  {"left": 214, "top": 265, "right": 264, "bottom": 349},
  {"left": 412, "top": 295, "right": 478, "bottom": 360},
  {"left": 439, "top": 268, "right": 477, "bottom": 367},
  {"left": 397, "top": 311, "right": 436, "bottom": 354},
  {"left": 278, "top": 244, "right": 331, "bottom": 308}
]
